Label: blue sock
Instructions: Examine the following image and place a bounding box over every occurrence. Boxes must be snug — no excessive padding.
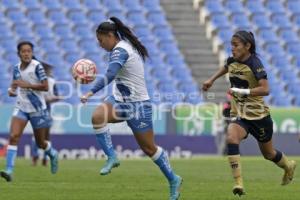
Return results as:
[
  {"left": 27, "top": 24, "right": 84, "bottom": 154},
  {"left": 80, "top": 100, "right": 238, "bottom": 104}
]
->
[
  {"left": 31, "top": 138, "right": 39, "bottom": 158},
  {"left": 6, "top": 145, "right": 18, "bottom": 174},
  {"left": 95, "top": 127, "right": 116, "bottom": 157},
  {"left": 44, "top": 142, "right": 57, "bottom": 158},
  {"left": 152, "top": 146, "right": 176, "bottom": 183}
]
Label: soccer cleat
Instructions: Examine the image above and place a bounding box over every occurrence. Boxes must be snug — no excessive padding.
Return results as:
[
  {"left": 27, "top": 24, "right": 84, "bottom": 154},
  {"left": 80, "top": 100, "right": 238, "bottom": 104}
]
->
[
  {"left": 169, "top": 175, "right": 183, "bottom": 200},
  {"left": 50, "top": 151, "right": 58, "bottom": 174},
  {"left": 100, "top": 156, "right": 120, "bottom": 175},
  {"left": 0, "top": 171, "right": 13, "bottom": 182},
  {"left": 232, "top": 185, "right": 245, "bottom": 196},
  {"left": 281, "top": 160, "right": 296, "bottom": 185}
]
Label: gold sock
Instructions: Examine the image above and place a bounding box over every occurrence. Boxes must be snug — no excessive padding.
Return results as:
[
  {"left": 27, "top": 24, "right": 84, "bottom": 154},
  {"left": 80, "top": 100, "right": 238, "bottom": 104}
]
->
[
  {"left": 276, "top": 154, "right": 289, "bottom": 170},
  {"left": 228, "top": 155, "right": 243, "bottom": 186}
]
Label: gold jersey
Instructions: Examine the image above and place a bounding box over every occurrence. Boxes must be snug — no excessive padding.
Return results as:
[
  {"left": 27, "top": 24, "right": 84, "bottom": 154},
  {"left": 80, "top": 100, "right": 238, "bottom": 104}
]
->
[{"left": 225, "top": 55, "right": 270, "bottom": 120}]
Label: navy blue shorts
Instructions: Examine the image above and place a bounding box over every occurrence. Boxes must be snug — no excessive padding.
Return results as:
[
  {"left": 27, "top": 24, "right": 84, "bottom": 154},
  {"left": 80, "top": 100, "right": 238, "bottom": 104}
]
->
[
  {"left": 104, "top": 96, "right": 153, "bottom": 133},
  {"left": 12, "top": 108, "right": 52, "bottom": 129},
  {"left": 230, "top": 115, "right": 273, "bottom": 143}
]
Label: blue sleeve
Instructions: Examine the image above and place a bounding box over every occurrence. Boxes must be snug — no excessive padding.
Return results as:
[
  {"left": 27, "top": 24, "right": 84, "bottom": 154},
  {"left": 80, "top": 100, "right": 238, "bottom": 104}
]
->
[
  {"left": 109, "top": 47, "right": 129, "bottom": 66},
  {"left": 35, "top": 64, "right": 47, "bottom": 81},
  {"left": 90, "top": 62, "right": 122, "bottom": 94},
  {"left": 13, "top": 65, "right": 21, "bottom": 80}
]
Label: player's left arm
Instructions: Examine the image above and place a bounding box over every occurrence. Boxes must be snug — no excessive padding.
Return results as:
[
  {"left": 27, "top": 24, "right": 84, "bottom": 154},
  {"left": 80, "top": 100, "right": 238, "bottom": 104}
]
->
[
  {"left": 14, "top": 64, "right": 48, "bottom": 91},
  {"left": 249, "top": 79, "right": 269, "bottom": 96}
]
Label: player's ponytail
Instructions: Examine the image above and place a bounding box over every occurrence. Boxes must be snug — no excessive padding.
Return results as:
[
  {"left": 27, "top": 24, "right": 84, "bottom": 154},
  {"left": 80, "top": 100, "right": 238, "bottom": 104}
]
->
[
  {"left": 96, "top": 17, "right": 149, "bottom": 61},
  {"left": 110, "top": 17, "right": 149, "bottom": 61},
  {"left": 233, "top": 30, "right": 256, "bottom": 55}
]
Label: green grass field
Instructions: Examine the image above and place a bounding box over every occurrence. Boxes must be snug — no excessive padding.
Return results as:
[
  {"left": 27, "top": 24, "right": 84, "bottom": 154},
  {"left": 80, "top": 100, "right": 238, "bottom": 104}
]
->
[{"left": 0, "top": 157, "right": 299, "bottom": 200}]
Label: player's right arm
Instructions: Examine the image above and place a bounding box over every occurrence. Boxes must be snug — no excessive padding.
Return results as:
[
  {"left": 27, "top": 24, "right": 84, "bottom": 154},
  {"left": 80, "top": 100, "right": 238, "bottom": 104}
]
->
[{"left": 202, "top": 66, "right": 228, "bottom": 91}]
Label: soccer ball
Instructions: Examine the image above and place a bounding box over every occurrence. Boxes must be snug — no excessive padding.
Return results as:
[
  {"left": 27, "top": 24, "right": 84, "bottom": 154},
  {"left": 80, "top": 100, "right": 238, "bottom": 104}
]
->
[{"left": 72, "top": 59, "right": 97, "bottom": 84}]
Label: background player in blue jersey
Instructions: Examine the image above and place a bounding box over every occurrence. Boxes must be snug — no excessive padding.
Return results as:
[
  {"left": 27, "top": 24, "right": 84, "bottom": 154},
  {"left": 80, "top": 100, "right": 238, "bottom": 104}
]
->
[
  {"left": 31, "top": 62, "right": 60, "bottom": 166},
  {"left": 80, "top": 17, "right": 182, "bottom": 200},
  {"left": 0, "top": 41, "right": 58, "bottom": 182},
  {"left": 202, "top": 31, "right": 296, "bottom": 196}
]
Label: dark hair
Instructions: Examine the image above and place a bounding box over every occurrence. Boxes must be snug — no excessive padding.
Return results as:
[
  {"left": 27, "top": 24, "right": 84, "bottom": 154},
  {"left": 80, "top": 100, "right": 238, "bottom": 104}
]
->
[
  {"left": 233, "top": 30, "right": 256, "bottom": 55},
  {"left": 96, "top": 17, "right": 149, "bottom": 61},
  {"left": 17, "top": 41, "right": 34, "bottom": 53}
]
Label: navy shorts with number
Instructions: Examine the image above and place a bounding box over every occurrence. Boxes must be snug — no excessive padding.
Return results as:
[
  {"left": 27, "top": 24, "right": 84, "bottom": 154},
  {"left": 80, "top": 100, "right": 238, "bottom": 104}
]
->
[
  {"left": 230, "top": 115, "right": 273, "bottom": 143},
  {"left": 13, "top": 108, "right": 52, "bottom": 129},
  {"left": 104, "top": 96, "right": 153, "bottom": 133}
]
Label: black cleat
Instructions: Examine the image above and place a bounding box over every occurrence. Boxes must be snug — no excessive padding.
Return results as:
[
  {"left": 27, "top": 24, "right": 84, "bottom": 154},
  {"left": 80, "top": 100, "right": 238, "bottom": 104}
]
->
[
  {"left": 0, "top": 171, "right": 12, "bottom": 182},
  {"left": 232, "top": 185, "right": 245, "bottom": 196}
]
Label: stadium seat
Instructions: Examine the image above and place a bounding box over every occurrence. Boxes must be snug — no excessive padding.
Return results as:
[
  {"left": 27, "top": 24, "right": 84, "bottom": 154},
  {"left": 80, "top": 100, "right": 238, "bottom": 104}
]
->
[
  {"left": 62, "top": 0, "right": 81, "bottom": 11},
  {"left": 40, "top": 0, "right": 61, "bottom": 10},
  {"left": 23, "top": 0, "right": 40, "bottom": 10},
  {"left": 68, "top": 11, "right": 89, "bottom": 25},
  {"left": 245, "top": 0, "right": 265, "bottom": 14},
  {"left": 287, "top": 0, "right": 300, "bottom": 15}
]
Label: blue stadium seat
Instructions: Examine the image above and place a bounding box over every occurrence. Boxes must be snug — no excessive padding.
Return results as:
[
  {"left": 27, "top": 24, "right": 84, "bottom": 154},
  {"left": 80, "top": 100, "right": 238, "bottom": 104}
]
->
[
  {"left": 48, "top": 10, "right": 69, "bottom": 25},
  {"left": 264, "top": 43, "right": 285, "bottom": 56},
  {"left": 103, "top": 0, "right": 123, "bottom": 12},
  {"left": 0, "top": 38, "right": 17, "bottom": 51},
  {"left": 271, "top": 13, "right": 292, "bottom": 29},
  {"left": 230, "top": 13, "right": 251, "bottom": 29},
  {"left": 224, "top": 0, "right": 244, "bottom": 13},
  {"left": 152, "top": 27, "right": 174, "bottom": 42},
  {"left": 6, "top": 10, "right": 27, "bottom": 24},
  {"left": 287, "top": 0, "right": 300, "bottom": 14},
  {"left": 60, "top": 40, "right": 78, "bottom": 53},
  {"left": 210, "top": 13, "right": 231, "bottom": 29},
  {"left": 68, "top": 11, "right": 89, "bottom": 25},
  {"left": 122, "top": 0, "right": 144, "bottom": 12},
  {"left": 62, "top": 0, "right": 81, "bottom": 10},
  {"left": 204, "top": 0, "right": 224, "bottom": 14},
  {"left": 286, "top": 42, "right": 300, "bottom": 56},
  {"left": 127, "top": 12, "right": 148, "bottom": 27},
  {"left": 147, "top": 12, "right": 168, "bottom": 27},
  {"left": 245, "top": 0, "right": 265, "bottom": 14},
  {"left": 266, "top": 0, "right": 286, "bottom": 14},
  {"left": 78, "top": 38, "right": 99, "bottom": 53},
  {"left": 34, "top": 24, "right": 55, "bottom": 39},
  {"left": 0, "top": 23, "right": 14, "bottom": 39},
  {"left": 53, "top": 24, "right": 74, "bottom": 39},
  {"left": 3, "top": 52, "right": 19, "bottom": 65},
  {"left": 83, "top": 0, "right": 103, "bottom": 10},
  {"left": 2, "top": 0, "right": 19, "bottom": 10},
  {"left": 257, "top": 29, "right": 278, "bottom": 43},
  {"left": 40, "top": 0, "right": 61, "bottom": 10},
  {"left": 39, "top": 39, "right": 60, "bottom": 53},
  {"left": 251, "top": 13, "right": 272, "bottom": 29},
  {"left": 73, "top": 25, "right": 94, "bottom": 39},
  {"left": 278, "top": 29, "right": 298, "bottom": 44},
  {"left": 24, "top": 0, "right": 40, "bottom": 10},
  {"left": 217, "top": 28, "right": 233, "bottom": 42},
  {"left": 87, "top": 11, "right": 106, "bottom": 24},
  {"left": 64, "top": 52, "right": 81, "bottom": 64},
  {"left": 27, "top": 10, "right": 47, "bottom": 25},
  {"left": 14, "top": 24, "right": 34, "bottom": 38},
  {"left": 142, "top": 0, "right": 162, "bottom": 12}
]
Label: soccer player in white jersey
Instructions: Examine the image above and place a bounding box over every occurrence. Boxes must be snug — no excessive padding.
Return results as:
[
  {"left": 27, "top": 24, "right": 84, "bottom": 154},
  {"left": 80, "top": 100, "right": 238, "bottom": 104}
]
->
[
  {"left": 80, "top": 17, "right": 182, "bottom": 200},
  {"left": 31, "top": 62, "right": 60, "bottom": 166},
  {"left": 0, "top": 41, "right": 58, "bottom": 182}
]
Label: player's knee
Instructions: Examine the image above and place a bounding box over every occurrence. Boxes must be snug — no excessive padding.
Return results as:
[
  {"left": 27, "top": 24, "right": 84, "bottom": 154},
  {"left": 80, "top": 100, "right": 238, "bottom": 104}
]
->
[
  {"left": 226, "top": 134, "right": 239, "bottom": 144},
  {"left": 92, "top": 111, "right": 106, "bottom": 126}
]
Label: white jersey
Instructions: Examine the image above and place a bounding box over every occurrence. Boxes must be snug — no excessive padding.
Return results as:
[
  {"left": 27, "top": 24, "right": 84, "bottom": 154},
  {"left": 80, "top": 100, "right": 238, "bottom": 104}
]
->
[
  {"left": 110, "top": 40, "right": 149, "bottom": 102},
  {"left": 13, "top": 59, "right": 47, "bottom": 113}
]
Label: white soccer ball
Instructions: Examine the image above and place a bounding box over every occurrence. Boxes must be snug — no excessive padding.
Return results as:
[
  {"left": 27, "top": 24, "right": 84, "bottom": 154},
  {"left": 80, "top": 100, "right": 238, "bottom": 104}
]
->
[{"left": 72, "top": 58, "right": 97, "bottom": 84}]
